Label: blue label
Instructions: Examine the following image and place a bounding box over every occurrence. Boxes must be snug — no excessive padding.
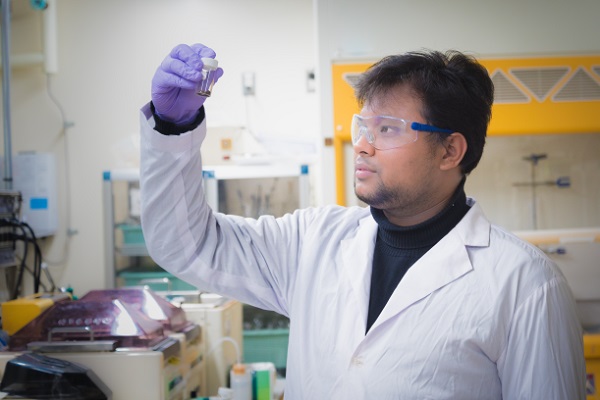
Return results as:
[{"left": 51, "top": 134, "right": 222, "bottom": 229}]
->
[{"left": 30, "top": 198, "right": 48, "bottom": 210}]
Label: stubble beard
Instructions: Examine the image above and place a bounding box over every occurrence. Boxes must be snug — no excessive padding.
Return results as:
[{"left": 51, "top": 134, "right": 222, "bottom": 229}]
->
[
  {"left": 354, "top": 176, "right": 434, "bottom": 217},
  {"left": 355, "top": 179, "right": 402, "bottom": 210}
]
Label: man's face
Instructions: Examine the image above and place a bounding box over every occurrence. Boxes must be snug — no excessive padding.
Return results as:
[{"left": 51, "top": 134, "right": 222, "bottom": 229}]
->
[{"left": 353, "top": 85, "right": 448, "bottom": 220}]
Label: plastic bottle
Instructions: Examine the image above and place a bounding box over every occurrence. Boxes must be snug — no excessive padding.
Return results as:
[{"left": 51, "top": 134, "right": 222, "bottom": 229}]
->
[
  {"left": 197, "top": 57, "right": 219, "bottom": 97},
  {"left": 229, "top": 363, "right": 252, "bottom": 400}
]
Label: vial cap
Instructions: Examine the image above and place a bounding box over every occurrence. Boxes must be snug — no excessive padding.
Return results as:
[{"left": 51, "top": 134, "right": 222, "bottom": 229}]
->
[
  {"left": 232, "top": 363, "right": 246, "bottom": 374},
  {"left": 201, "top": 57, "right": 219, "bottom": 70}
]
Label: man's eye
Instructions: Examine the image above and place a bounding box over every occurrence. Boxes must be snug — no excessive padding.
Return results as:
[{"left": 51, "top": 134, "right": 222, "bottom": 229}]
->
[{"left": 379, "top": 125, "right": 401, "bottom": 136}]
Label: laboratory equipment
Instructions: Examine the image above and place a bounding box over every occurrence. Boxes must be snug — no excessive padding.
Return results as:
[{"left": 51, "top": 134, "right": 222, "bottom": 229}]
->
[
  {"left": 197, "top": 57, "right": 219, "bottom": 97},
  {"left": 0, "top": 191, "right": 21, "bottom": 303},
  {"left": 7, "top": 152, "right": 59, "bottom": 237},
  {"left": 101, "top": 165, "right": 307, "bottom": 395},
  {"left": 79, "top": 288, "right": 205, "bottom": 398},
  {"left": 8, "top": 299, "right": 168, "bottom": 351},
  {"left": 1, "top": 292, "right": 70, "bottom": 335},
  {"left": 175, "top": 294, "right": 243, "bottom": 396},
  {"left": 0, "top": 350, "right": 182, "bottom": 400},
  {"left": 0, "top": 352, "right": 111, "bottom": 400},
  {"left": 513, "top": 153, "right": 571, "bottom": 230},
  {"left": 1, "top": 290, "right": 189, "bottom": 399}
]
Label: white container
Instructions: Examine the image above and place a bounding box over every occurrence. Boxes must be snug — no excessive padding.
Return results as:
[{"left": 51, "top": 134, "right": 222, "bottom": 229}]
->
[
  {"left": 218, "top": 387, "right": 234, "bottom": 399},
  {"left": 229, "top": 363, "right": 252, "bottom": 400}
]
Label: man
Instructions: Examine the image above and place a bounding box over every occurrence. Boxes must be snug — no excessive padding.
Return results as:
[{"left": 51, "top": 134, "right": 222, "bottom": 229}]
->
[{"left": 140, "top": 43, "right": 585, "bottom": 399}]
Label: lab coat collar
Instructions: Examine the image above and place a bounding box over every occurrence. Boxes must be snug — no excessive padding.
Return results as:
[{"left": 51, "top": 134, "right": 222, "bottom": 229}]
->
[{"left": 341, "top": 199, "right": 491, "bottom": 336}]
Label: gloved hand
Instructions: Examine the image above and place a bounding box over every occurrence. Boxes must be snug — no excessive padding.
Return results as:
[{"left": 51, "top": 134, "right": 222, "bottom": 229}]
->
[{"left": 151, "top": 43, "right": 224, "bottom": 125}]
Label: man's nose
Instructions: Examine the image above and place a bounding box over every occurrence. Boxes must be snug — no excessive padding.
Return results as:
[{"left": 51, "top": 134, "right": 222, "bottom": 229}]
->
[{"left": 353, "top": 133, "right": 375, "bottom": 155}]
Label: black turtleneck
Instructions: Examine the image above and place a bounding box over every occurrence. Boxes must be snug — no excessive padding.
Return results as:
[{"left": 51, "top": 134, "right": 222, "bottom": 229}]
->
[{"left": 365, "top": 180, "right": 471, "bottom": 333}]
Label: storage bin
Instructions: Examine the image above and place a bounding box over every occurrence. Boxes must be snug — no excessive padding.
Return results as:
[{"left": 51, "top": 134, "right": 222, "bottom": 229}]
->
[
  {"left": 243, "top": 328, "right": 289, "bottom": 371},
  {"left": 118, "top": 224, "right": 145, "bottom": 244},
  {"left": 118, "top": 267, "right": 197, "bottom": 292}
]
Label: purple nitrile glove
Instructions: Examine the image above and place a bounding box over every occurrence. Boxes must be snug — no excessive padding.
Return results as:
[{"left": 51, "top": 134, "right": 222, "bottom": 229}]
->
[{"left": 151, "top": 43, "right": 224, "bottom": 125}]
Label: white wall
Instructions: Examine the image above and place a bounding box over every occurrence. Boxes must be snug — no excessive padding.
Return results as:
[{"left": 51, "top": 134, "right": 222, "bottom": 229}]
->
[
  {"left": 1, "top": 0, "right": 316, "bottom": 296},
  {"left": 2, "top": 0, "right": 600, "bottom": 296}
]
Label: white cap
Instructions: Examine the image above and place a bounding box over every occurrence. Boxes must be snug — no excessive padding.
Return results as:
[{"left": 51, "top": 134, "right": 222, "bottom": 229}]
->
[
  {"left": 217, "top": 387, "right": 234, "bottom": 399},
  {"left": 201, "top": 57, "right": 219, "bottom": 70}
]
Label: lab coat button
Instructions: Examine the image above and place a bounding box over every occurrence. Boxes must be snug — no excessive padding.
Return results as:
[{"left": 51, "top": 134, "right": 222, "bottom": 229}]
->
[{"left": 351, "top": 356, "right": 364, "bottom": 366}]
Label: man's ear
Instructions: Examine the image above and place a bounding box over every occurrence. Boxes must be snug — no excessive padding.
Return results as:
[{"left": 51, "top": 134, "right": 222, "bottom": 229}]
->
[{"left": 440, "top": 132, "right": 468, "bottom": 171}]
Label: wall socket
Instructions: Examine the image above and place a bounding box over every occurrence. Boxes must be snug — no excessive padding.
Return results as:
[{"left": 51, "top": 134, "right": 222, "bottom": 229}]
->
[
  {"left": 306, "top": 69, "right": 316, "bottom": 93},
  {"left": 242, "top": 71, "right": 256, "bottom": 96}
]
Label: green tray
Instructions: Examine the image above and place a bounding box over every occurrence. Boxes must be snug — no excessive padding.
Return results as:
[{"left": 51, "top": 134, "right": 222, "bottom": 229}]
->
[
  {"left": 118, "top": 268, "right": 197, "bottom": 291},
  {"left": 243, "top": 328, "right": 289, "bottom": 369}
]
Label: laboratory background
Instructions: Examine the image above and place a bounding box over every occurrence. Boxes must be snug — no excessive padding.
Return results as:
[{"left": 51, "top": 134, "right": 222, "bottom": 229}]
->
[{"left": 0, "top": 0, "right": 599, "bottom": 399}]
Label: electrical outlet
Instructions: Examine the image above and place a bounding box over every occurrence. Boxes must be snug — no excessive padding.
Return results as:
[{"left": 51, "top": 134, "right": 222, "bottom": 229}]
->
[
  {"left": 242, "top": 71, "right": 255, "bottom": 96},
  {"left": 307, "top": 69, "right": 316, "bottom": 93}
]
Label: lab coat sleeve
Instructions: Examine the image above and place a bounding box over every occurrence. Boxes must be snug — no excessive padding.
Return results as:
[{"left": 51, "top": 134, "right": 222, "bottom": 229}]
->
[
  {"left": 497, "top": 271, "right": 586, "bottom": 399},
  {"left": 138, "top": 103, "right": 304, "bottom": 315}
]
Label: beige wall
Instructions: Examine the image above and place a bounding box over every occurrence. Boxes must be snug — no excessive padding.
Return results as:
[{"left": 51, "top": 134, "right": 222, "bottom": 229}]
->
[
  {"left": 468, "top": 133, "right": 600, "bottom": 231},
  {"left": 1, "top": 0, "right": 316, "bottom": 296}
]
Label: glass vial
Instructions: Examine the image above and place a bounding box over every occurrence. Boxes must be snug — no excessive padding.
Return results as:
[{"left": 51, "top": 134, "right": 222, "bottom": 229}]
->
[{"left": 197, "top": 57, "right": 219, "bottom": 97}]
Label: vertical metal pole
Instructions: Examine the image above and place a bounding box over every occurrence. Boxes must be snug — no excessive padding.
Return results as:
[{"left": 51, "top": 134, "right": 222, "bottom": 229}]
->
[
  {"left": 531, "top": 161, "right": 538, "bottom": 230},
  {"left": 102, "top": 172, "right": 116, "bottom": 289},
  {"left": 1, "top": 0, "right": 13, "bottom": 190}
]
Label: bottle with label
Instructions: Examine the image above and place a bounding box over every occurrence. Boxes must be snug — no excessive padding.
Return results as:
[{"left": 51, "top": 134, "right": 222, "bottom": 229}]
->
[{"left": 229, "top": 363, "right": 252, "bottom": 400}]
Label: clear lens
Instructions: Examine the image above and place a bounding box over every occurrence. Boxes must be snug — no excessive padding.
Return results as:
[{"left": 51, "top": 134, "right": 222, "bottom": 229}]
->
[{"left": 351, "top": 115, "right": 416, "bottom": 150}]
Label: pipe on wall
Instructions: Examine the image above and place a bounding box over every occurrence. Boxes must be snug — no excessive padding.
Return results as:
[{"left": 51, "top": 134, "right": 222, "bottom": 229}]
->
[
  {"left": 43, "top": 0, "right": 57, "bottom": 74},
  {"left": 1, "top": 0, "right": 14, "bottom": 190},
  {"left": 0, "top": 0, "right": 57, "bottom": 191}
]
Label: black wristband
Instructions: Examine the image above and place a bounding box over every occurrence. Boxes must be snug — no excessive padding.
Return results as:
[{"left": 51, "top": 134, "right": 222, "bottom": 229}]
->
[{"left": 150, "top": 102, "right": 205, "bottom": 135}]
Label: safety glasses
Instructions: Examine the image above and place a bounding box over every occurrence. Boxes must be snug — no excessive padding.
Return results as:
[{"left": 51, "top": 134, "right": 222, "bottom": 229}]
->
[{"left": 351, "top": 114, "right": 454, "bottom": 150}]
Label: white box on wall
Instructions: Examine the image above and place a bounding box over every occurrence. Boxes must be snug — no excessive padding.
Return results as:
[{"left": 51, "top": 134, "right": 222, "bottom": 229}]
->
[{"left": 12, "top": 152, "right": 58, "bottom": 237}]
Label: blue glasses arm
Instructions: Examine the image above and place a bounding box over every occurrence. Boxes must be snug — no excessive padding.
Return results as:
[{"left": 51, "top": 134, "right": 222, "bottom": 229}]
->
[{"left": 411, "top": 122, "right": 453, "bottom": 134}]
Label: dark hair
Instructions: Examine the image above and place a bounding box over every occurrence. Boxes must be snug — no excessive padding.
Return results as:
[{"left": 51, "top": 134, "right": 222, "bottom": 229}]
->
[{"left": 355, "top": 50, "right": 494, "bottom": 174}]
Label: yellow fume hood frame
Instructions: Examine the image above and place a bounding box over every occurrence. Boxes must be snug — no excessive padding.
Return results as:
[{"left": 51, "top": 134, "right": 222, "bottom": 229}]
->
[{"left": 331, "top": 54, "right": 600, "bottom": 205}]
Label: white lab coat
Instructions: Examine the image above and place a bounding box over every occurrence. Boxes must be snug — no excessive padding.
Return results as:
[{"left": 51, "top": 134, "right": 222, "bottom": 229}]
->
[{"left": 139, "top": 104, "right": 585, "bottom": 400}]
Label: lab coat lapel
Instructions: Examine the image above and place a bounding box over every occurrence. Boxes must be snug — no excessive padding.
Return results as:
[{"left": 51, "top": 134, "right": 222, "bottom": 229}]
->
[
  {"left": 340, "top": 215, "right": 378, "bottom": 332},
  {"left": 368, "top": 203, "right": 490, "bottom": 333}
]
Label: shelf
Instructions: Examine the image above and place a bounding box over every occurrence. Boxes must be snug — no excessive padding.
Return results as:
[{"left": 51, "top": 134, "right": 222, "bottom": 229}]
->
[
  {"left": 103, "top": 166, "right": 310, "bottom": 289},
  {"left": 117, "top": 244, "right": 149, "bottom": 257}
]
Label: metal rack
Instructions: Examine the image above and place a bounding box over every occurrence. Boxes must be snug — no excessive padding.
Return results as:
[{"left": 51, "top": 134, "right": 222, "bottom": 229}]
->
[{"left": 102, "top": 164, "right": 310, "bottom": 290}]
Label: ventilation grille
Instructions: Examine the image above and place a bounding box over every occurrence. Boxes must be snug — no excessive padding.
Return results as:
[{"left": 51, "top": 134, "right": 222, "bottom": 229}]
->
[
  {"left": 491, "top": 70, "right": 530, "bottom": 104},
  {"left": 343, "top": 73, "right": 362, "bottom": 89},
  {"left": 510, "top": 67, "right": 569, "bottom": 101},
  {"left": 494, "top": 66, "right": 600, "bottom": 104},
  {"left": 341, "top": 65, "right": 600, "bottom": 104},
  {"left": 552, "top": 67, "right": 600, "bottom": 101}
]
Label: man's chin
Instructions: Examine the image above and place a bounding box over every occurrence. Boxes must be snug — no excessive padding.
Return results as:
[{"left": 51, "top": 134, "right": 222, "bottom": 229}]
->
[{"left": 355, "top": 191, "right": 374, "bottom": 207}]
